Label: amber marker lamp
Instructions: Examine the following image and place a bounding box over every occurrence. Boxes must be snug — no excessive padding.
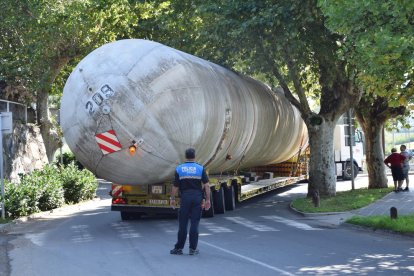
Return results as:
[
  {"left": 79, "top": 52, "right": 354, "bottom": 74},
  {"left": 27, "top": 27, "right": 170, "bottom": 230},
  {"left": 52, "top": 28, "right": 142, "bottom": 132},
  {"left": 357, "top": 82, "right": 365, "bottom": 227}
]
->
[{"left": 129, "top": 140, "right": 137, "bottom": 154}]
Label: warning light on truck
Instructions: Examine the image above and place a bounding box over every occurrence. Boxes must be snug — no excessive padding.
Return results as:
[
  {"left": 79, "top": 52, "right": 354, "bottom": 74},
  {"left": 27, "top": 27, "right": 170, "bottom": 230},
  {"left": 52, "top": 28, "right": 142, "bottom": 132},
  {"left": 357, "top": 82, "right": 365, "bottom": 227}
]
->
[{"left": 129, "top": 140, "right": 137, "bottom": 154}]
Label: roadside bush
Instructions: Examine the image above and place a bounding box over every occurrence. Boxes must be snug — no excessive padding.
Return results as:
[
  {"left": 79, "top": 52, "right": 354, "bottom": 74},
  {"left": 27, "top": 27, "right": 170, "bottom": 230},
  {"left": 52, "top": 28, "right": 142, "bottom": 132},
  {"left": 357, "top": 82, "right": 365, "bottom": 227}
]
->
[
  {"left": 33, "top": 165, "right": 65, "bottom": 211},
  {"left": 2, "top": 179, "right": 41, "bottom": 218},
  {"left": 0, "top": 163, "right": 97, "bottom": 219},
  {"left": 55, "top": 151, "right": 84, "bottom": 169},
  {"left": 59, "top": 163, "right": 97, "bottom": 204},
  {"left": 2, "top": 165, "right": 64, "bottom": 218}
]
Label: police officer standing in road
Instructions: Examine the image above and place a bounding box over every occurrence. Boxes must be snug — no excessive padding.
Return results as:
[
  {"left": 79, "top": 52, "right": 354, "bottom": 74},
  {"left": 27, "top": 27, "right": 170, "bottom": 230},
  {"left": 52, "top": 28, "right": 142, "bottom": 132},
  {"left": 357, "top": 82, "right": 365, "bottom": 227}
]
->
[{"left": 170, "top": 148, "right": 211, "bottom": 255}]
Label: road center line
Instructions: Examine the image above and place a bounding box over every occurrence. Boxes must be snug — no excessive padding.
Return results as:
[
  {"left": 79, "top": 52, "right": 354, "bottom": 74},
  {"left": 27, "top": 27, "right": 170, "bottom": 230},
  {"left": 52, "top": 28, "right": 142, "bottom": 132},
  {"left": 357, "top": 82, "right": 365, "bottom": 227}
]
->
[{"left": 199, "top": 240, "right": 295, "bottom": 276}]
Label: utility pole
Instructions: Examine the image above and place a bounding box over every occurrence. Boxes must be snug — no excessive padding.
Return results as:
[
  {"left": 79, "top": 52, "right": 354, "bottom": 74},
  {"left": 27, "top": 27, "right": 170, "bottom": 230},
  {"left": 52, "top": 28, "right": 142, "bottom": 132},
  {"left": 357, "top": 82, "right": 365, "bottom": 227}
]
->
[
  {"left": 58, "top": 111, "right": 63, "bottom": 165},
  {"left": 0, "top": 112, "right": 12, "bottom": 220},
  {"left": 347, "top": 109, "right": 355, "bottom": 190}
]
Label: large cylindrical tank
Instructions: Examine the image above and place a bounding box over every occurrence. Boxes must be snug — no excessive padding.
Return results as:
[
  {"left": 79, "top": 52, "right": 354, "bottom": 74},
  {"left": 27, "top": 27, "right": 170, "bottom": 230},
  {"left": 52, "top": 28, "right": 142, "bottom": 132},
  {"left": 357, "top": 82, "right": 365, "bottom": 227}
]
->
[{"left": 61, "top": 39, "right": 308, "bottom": 185}]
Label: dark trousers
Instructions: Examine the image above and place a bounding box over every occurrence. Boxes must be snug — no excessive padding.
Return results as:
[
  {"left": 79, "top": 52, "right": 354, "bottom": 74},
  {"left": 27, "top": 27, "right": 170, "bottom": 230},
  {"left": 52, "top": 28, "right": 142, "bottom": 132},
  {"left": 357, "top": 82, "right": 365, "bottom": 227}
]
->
[{"left": 175, "top": 189, "right": 203, "bottom": 250}]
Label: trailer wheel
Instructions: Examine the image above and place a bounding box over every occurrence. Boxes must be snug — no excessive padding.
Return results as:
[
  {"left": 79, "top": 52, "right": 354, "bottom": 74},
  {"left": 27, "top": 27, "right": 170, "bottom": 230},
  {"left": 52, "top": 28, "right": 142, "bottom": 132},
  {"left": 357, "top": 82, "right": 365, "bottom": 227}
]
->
[
  {"left": 343, "top": 162, "right": 359, "bottom": 180},
  {"left": 203, "top": 189, "right": 215, "bottom": 218},
  {"left": 224, "top": 185, "right": 235, "bottom": 211},
  {"left": 214, "top": 187, "right": 225, "bottom": 214}
]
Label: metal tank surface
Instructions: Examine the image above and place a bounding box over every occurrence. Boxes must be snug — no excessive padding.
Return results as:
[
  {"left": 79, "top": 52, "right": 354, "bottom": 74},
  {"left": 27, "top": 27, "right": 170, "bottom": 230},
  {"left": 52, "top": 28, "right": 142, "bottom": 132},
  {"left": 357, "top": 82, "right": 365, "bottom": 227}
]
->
[{"left": 60, "top": 39, "right": 308, "bottom": 185}]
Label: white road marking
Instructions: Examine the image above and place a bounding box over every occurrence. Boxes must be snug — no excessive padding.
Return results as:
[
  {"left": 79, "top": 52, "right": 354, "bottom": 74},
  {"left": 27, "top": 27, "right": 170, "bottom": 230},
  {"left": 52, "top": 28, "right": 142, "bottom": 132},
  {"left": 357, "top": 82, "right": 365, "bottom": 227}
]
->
[
  {"left": 200, "top": 221, "right": 234, "bottom": 233},
  {"left": 261, "top": 215, "right": 323, "bottom": 231},
  {"left": 111, "top": 222, "right": 141, "bottom": 239},
  {"left": 200, "top": 240, "right": 296, "bottom": 276},
  {"left": 225, "top": 216, "right": 279, "bottom": 231},
  {"left": 71, "top": 225, "right": 94, "bottom": 243}
]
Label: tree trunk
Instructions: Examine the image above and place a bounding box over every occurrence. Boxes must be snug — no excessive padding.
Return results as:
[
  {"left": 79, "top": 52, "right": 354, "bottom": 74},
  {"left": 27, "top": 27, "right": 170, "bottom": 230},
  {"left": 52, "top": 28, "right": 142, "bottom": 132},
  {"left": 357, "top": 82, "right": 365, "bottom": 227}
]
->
[
  {"left": 363, "top": 120, "right": 388, "bottom": 188},
  {"left": 355, "top": 96, "right": 405, "bottom": 189},
  {"left": 36, "top": 57, "right": 69, "bottom": 163},
  {"left": 37, "top": 89, "right": 60, "bottom": 162},
  {"left": 307, "top": 119, "right": 337, "bottom": 197}
]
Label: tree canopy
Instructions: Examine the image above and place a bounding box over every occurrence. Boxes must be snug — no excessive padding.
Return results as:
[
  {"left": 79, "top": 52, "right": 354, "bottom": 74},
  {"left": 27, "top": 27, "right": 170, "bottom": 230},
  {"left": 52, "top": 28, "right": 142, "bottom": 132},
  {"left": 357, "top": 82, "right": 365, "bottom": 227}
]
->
[
  {"left": 189, "top": 0, "right": 362, "bottom": 196},
  {"left": 321, "top": 0, "right": 413, "bottom": 106},
  {"left": 0, "top": 0, "right": 138, "bottom": 100},
  {"left": 0, "top": 0, "right": 139, "bottom": 160},
  {"left": 321, "top": 0, "right": 414, "bottom": 188}
]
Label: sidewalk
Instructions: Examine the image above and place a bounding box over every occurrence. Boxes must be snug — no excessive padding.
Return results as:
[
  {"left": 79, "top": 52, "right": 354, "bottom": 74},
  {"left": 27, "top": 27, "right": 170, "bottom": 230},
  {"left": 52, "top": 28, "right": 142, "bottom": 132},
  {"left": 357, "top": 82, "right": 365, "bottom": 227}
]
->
[
  {"left": 357, "top": 188, "right": 414, "bottom": 217},
  {"left": 297, "top": 186, "right": 414, "bottom": 228}
]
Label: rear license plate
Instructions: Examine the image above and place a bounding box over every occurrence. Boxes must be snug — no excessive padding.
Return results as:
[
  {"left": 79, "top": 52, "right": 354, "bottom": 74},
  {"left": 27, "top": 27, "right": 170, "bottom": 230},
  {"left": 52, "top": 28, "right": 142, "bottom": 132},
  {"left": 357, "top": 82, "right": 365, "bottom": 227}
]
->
[{"left": 151, "top": 185, "right": 164, "bottom": 194}]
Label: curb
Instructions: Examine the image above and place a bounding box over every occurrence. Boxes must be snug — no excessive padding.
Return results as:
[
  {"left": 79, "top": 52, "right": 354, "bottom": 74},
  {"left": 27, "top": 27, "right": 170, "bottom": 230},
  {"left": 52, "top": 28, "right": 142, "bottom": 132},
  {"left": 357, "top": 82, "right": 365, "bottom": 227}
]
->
[
  {"left": 289, "top": 202, "right": 352, "bottom": 217},
  {"left": 289, "top": 202, "right": 414, "bottom": 238},
  {"left": 341, "top": 221, "right": 414, "bottom": 239}
]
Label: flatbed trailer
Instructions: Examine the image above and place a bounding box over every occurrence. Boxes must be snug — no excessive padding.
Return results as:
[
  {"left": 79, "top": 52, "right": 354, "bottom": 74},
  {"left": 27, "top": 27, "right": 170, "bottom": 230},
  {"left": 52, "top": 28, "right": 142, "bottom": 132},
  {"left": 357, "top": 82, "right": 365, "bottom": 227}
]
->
[
  {"left": 239, "top": 175, "right": 306, "bottom": 201},
  {"left": 111, "top": 161, "right": 308, "bottom": 220}
]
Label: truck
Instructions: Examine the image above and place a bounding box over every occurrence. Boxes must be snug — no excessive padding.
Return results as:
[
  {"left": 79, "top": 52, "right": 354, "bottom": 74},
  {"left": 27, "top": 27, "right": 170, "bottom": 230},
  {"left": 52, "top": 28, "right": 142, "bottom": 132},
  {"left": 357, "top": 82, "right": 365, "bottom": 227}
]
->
[
  {"left": 109, "top": 121, "right": 360, "bottom": 220},
  {"left": 110, "top": 156, "right": 309, "bottom": 220},
  {"left": 60, "top": 39, "right": 310, "bottom": 220},
  {"left": 334, "top": 115, "right": 365, "bottom": 180}
]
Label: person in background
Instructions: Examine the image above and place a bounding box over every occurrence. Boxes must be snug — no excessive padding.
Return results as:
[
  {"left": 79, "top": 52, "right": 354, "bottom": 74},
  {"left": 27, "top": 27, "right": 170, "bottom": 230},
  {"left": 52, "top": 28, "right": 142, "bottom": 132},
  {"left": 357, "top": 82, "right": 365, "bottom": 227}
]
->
[
  {"left": 170, "top": 148, "right": 211, "bottom": 255},
  {"left": 384, "top": 148, "right": 406, "bottom": 192},
  {"left": 400, "top": 144, "right": 413, "bottom": 191}
]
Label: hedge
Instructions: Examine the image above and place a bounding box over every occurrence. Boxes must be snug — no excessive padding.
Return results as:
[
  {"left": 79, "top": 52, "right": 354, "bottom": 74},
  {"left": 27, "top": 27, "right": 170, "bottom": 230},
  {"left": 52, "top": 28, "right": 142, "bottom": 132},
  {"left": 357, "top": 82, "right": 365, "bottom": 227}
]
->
[
  {"left": 55, "top": 151, "right": 84, "bottom": 169},
  {"left": 60, "top": 163, "right": 97, "bottom": 204},
  {"left": 0, "top": 163, "right": 97, "bottom": 219}
]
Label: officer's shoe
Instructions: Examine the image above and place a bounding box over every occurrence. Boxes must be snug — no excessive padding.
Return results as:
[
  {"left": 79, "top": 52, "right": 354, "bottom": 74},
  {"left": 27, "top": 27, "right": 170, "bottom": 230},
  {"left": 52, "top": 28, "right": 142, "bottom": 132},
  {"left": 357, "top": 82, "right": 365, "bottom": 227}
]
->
[
  {"left": 189, "top": 248, "right": 199, "bottom": 255},
  {"left": 404, "top": 187, "right": 409, "bottom": 191},
  {"left": 170, "top": 248, "right": 183, "bottom": 255}
]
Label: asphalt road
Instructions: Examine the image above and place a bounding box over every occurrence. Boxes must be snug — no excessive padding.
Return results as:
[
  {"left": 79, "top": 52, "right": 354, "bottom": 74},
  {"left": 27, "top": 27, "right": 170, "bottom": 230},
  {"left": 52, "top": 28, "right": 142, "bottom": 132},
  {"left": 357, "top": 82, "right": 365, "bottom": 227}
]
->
[{"left": 1, "top": 180, "right": 414, "bottom": 276}]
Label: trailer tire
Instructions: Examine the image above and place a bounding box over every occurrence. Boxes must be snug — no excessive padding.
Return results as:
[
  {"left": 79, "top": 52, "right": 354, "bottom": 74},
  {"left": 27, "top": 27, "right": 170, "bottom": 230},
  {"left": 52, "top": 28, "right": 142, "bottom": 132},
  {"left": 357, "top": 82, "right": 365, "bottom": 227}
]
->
[
  {"left": 203, "top": 189, "right": 215, "bottom": 218},
  {"left": 214, "top": 187, "right": 226, "bottom": 214},
  {"left": 224, "top": 185, "right": 235, "bottom": 211},
  {"left": 343, "top": 162, "right": 359, "bottom": 180}
]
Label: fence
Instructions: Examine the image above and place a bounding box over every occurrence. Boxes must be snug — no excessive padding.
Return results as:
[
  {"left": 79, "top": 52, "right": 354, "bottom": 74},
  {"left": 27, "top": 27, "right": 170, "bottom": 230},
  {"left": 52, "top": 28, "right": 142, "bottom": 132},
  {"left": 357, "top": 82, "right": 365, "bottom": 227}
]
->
[{"left": 0, "top": 99, "right": 27, "bottom": 123}]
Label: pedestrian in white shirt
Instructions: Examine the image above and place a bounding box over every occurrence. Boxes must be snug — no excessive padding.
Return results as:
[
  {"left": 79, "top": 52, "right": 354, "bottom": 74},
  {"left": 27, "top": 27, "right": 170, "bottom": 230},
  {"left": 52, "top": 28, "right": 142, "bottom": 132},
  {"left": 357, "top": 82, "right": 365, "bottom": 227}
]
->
[{"left": 400, "top": 144, "right": 412, "bottom": 191}]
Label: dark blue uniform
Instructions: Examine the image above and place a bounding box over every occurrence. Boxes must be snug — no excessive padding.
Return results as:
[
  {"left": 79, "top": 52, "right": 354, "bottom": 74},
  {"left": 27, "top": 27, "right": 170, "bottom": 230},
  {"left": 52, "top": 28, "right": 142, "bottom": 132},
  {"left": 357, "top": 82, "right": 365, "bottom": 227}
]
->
[{"left": 174, "top": 161, "right": 209, "bottom": 250}]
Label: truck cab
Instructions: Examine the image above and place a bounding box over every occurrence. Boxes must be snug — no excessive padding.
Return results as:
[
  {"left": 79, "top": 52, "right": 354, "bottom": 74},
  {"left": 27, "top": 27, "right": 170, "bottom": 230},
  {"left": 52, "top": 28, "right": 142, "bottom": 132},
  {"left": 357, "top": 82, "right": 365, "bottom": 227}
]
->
[{"left": 334, "top": 115, "right": 364, "bottom": 180}]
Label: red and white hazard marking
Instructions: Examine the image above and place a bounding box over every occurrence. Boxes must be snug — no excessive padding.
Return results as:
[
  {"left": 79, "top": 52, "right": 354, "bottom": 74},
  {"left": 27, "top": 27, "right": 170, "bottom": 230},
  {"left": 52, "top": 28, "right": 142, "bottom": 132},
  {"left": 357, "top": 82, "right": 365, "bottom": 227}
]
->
[
  {"left": 95, "top": 130, "right": 122, "bottom": 155},
  {"left": 112, "top": 185, "right": 123, "bottom": 197}
]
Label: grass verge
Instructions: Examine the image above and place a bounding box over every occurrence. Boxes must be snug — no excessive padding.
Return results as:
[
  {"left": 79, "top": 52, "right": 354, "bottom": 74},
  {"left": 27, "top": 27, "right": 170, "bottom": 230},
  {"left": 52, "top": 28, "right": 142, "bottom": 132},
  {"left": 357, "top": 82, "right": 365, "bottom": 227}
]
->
[
  {"left": 347, "top": 215, "right": 414, "bottom": 234},
  {"left": 292, "top": 187, "right": 414, "bottom": 234},
  {"left": 291, "top": 187, "right": 393, "bottom": 213}
]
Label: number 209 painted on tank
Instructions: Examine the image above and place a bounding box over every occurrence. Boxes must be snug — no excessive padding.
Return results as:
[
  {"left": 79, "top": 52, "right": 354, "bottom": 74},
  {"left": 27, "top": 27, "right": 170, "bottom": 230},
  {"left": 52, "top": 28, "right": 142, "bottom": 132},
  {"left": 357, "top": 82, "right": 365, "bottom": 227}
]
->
[{"left": 85, "top": 84, "right": 115, "bottom": 116}]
